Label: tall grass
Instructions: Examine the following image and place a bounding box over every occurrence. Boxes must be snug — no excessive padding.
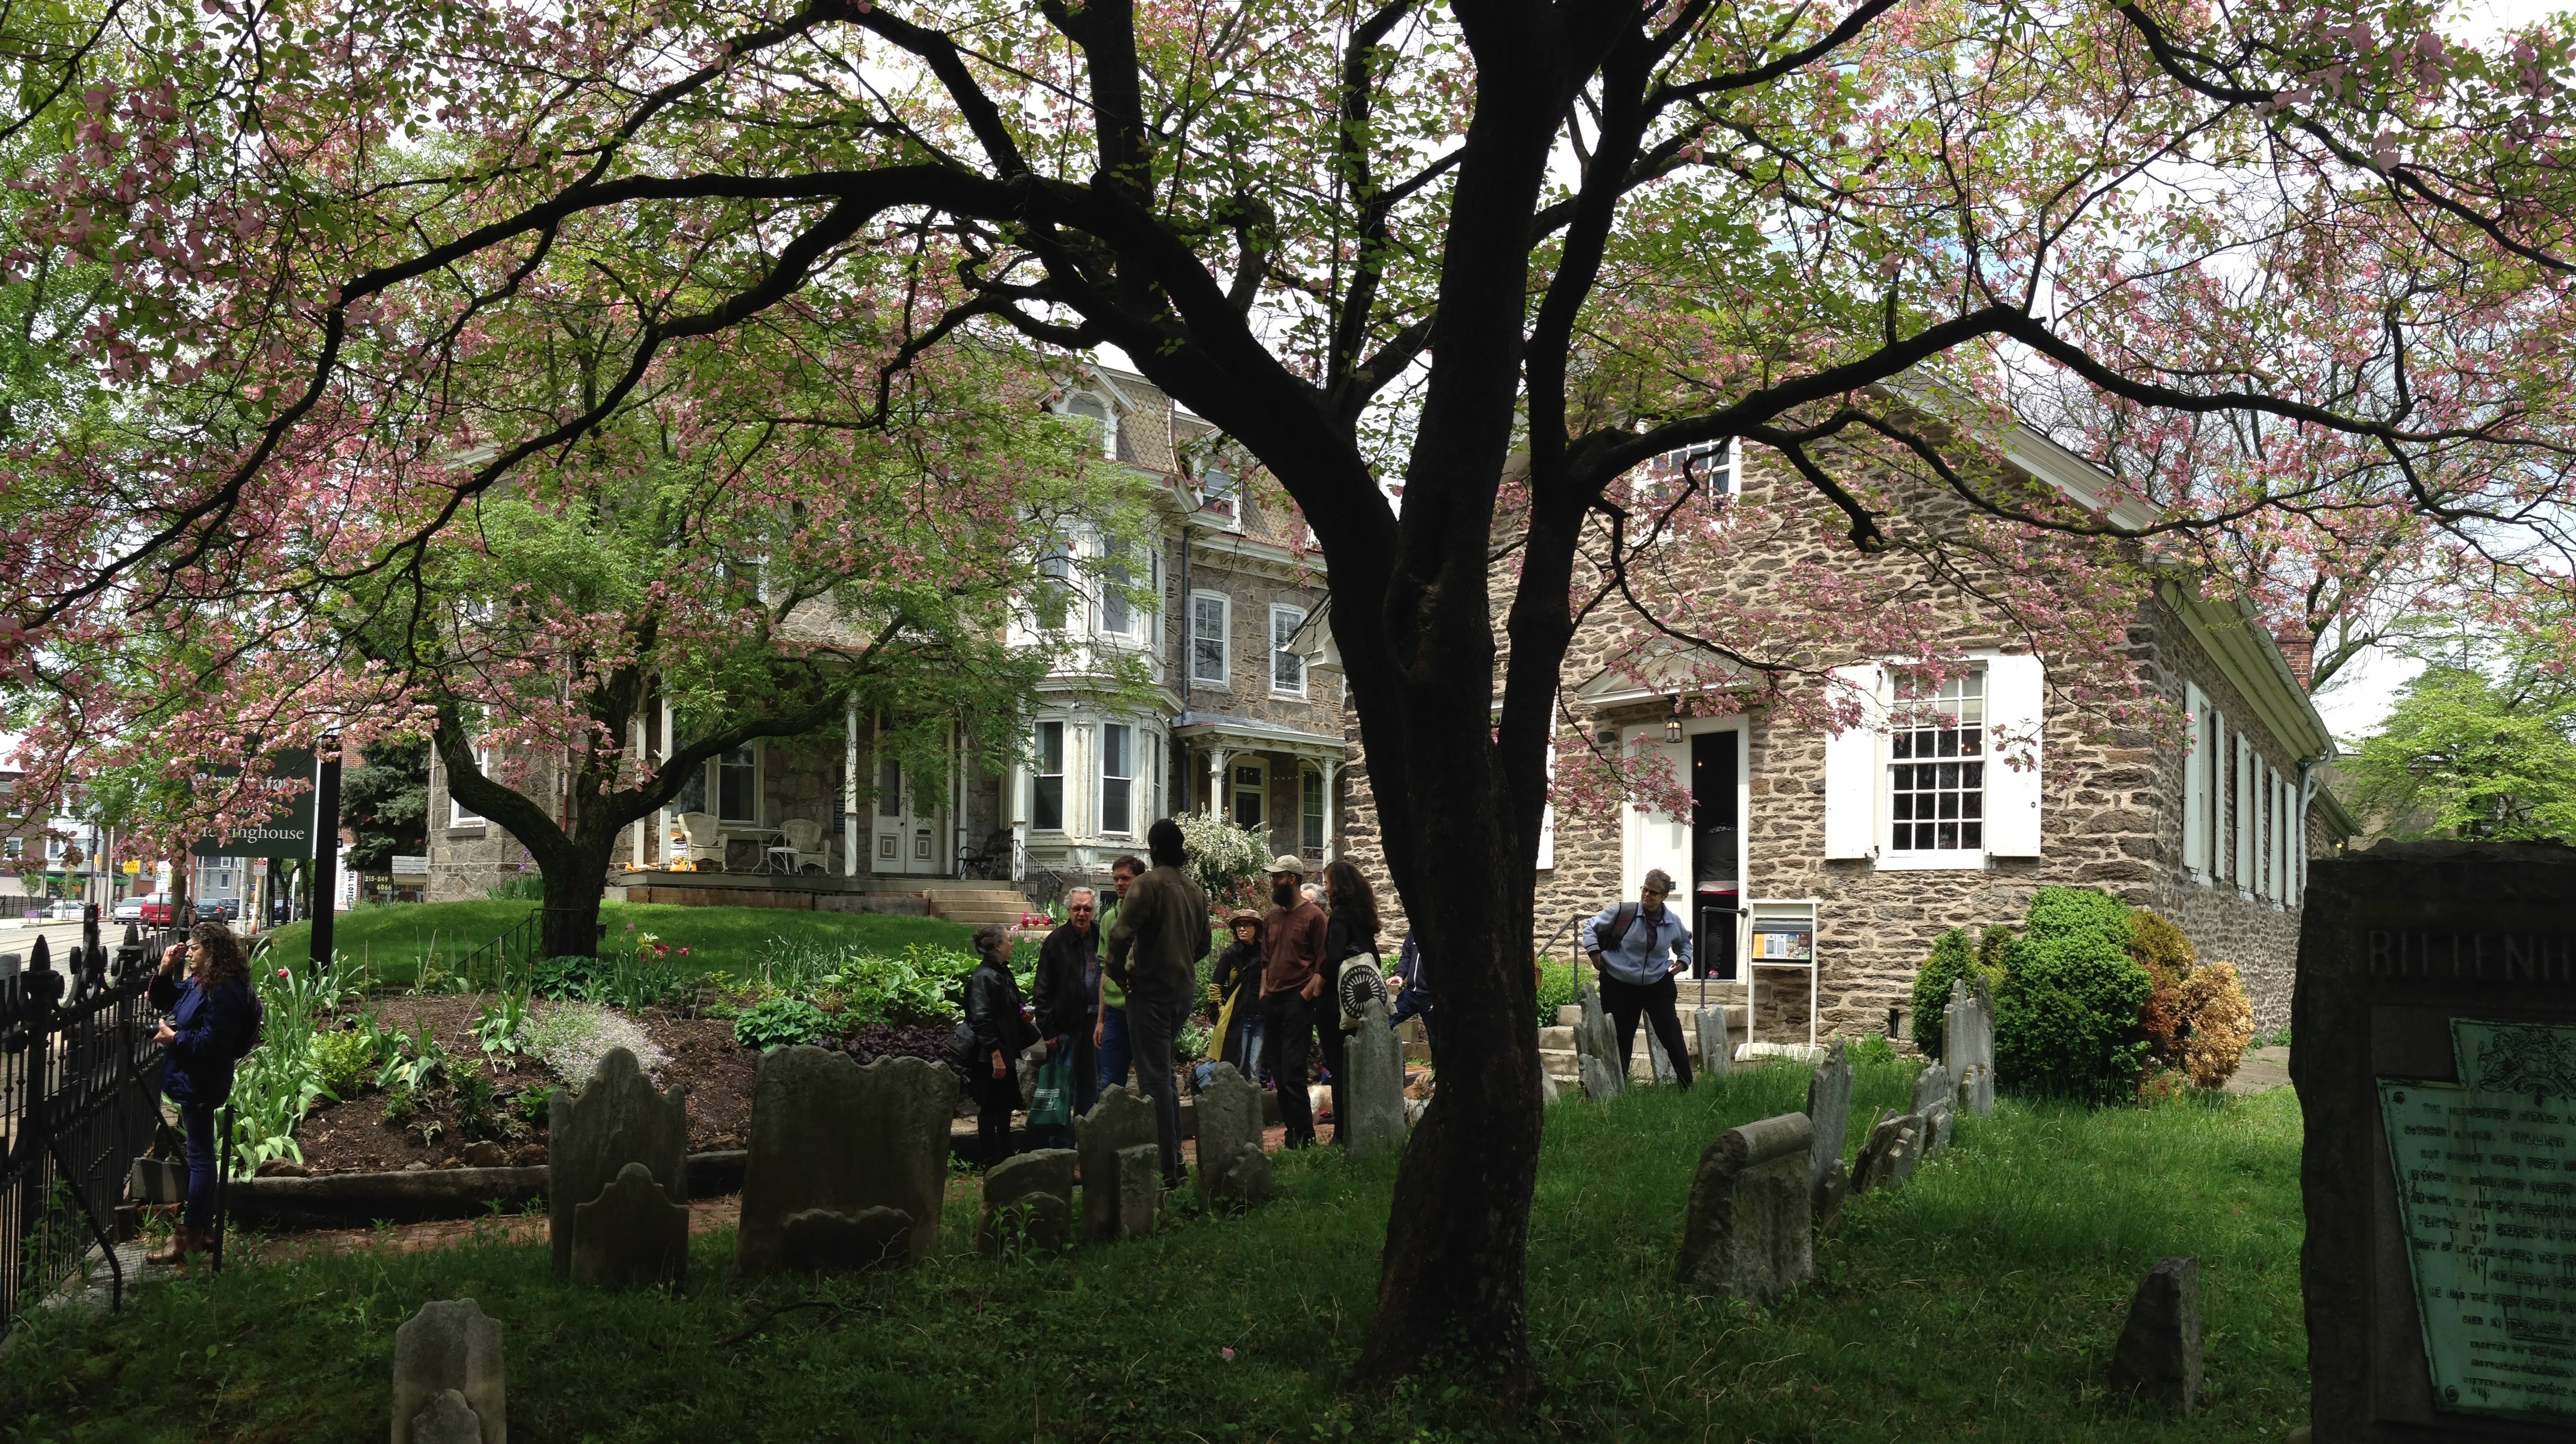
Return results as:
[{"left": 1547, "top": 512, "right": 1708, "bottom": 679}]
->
[{"left": 1, "top": 1066, "right": 2306, "bottom": 1442}]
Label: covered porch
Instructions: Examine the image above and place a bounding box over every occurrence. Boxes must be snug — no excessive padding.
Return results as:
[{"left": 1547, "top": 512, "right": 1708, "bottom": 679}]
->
[{"left": 1171, "top": 713, "right": 1347, "bottom": 864}]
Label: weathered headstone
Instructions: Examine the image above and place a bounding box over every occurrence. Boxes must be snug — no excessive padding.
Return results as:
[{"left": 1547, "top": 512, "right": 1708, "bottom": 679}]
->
[
  {"left": 1696, "top": 1006, "right": 1732, "bottom": 1078},
  {"left": 1344, "top": 998, "right": 1411, "bottom": 1159},
  {"left": 1802, "top": 1039, "right": 1853, "bottom": 1203},
  {"left": 977, "top": 1149, "right": 1075, "bottom": 1255},
  {"left": 1912, "top": 1060, "right": 1956, "bottom": 1158},
  {"left": 548, "top": 1046, "right": 687, "bottom": 1278},
  {"left": 1675, "top": 1111, "right": 1813, "bottom": 1302},
  {"left": 1644, "top": 1020, "right": 1678, "bottom": 1084},
  {"left": 1919, "top": 1100, "right": 1954, "bottom": 1158},
  {"left": 1575, "top": 978, "right": 1625, "bottom": 1097},
  {"left": 1945, "top": 979, "right": 1995, "bottom": 1117},
  {"left": 391, "top": 1299, "right": 504, "bottom": 1444},
  {"left": 1538, "top": 1063, "right": 1561, "bottom": 1106},
  {"left": 1912, "top": 1060, "right": 1953, "bottom": 1114},
  {"left": 1115, "top": 1143, "right": 1161, "bottom": 1239},
  {"left": 736, "top": 1046, "right": 958, "bottom": 1274},
  {"left": 1813, "top": 1158, "right": 1850, "bottom": 1235},
  {"left": 2299, "top": 840, "right": 2576, "bottom": 1440},
  {"left": 2108, "top": 1256, "right": 2202, "bottom": 1415},
  {"left": 1193, "top": 1063, "right": 1272, "bottom": 1210},
  {"left": 569, "top": 1161, "right": 689, "bottom": 1288},
  {"left": 1077, "top": 1086, "right": 1159, "bottom": 1241}
]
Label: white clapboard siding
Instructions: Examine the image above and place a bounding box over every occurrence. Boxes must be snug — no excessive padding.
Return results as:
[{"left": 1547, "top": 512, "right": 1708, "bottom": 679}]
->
[
  {"left": 1983, "top": 654, "right": 2046, "bottom": 857},
  {"left": 1822, "top": 663, "right": 1885, "bottom": 860}
]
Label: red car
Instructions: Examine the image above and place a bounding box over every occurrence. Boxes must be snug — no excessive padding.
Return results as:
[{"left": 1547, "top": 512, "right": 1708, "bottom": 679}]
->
[{"left": 137, "top": 895, "right": 177, "bottom": 926}]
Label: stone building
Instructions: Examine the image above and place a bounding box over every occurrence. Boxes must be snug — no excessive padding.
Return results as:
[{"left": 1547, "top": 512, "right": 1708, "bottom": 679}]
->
[
  {"left": 1340, "top": 427, "right": 2349, "bottom": 1042},
  {"left": 427, "top": 365, "right": 1353, "bottom": 906}
]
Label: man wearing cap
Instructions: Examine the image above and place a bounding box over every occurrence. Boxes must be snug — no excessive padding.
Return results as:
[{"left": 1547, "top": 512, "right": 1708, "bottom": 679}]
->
[{"left": 1257, "top": 852, "right": 1336, "bottom": 1147}]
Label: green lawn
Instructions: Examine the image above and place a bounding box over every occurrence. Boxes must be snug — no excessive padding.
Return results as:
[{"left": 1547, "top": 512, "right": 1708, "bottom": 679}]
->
[
  {"left": 260, "top": 899, "right": 980, "bottom": 986},
  {"left": 1, "top": 1064, "right": 2309, "bottom": 1442}
]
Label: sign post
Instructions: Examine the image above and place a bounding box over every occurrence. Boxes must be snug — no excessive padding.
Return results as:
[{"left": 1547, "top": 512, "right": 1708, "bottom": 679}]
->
[{"left": 308, "top": 737, "right": 341, "bottom": 971}]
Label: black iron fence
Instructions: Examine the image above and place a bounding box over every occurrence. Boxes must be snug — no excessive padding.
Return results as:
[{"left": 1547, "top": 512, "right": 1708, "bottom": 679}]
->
[{"left": 1, "top": 911, "right": 177, "bottom": 1331}]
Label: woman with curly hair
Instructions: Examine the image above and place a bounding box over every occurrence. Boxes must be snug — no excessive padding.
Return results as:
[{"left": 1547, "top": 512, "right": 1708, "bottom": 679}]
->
[{"left": 146, "top": 921, "right": 261, "bottom": 1264}]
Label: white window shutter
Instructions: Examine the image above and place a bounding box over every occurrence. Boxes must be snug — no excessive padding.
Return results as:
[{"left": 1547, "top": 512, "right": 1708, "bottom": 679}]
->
[
  {"left": 1822, "top": 663, "right": 1884, "bottom": 861},
  {"left": 1984, "top": 654, "right": 2045, "bottom": 857},
  {"left": 2273, "top": 769, "right": 2290, "bottom": 902},
  {"left": 2234, "top": 737, "right": 2256, "bottom": 888},
  {"left": 2208, "top": 712, "right": 2226, "bottom": 883},
  {"left": 1537, "top": 742, "right": 1556, "bottom": 871},
  {"left": 2182, "top": 684, "right": 2209, "bottom": 878}
]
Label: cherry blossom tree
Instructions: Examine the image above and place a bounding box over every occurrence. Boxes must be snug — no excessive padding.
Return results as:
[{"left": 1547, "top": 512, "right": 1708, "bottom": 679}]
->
[{"left": 5, "top": 0, "right": 2575, "bottom": 1388}]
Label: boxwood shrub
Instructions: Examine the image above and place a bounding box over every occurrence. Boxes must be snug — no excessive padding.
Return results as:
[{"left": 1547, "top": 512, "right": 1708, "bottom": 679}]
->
[{"left": 1994, "top": 887, "right": 2152, "bottom": 1103}]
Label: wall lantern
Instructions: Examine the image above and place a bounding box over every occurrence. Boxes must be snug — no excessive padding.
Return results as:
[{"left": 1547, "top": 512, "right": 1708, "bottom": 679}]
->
[{"left": 1663, "top": 699, "right": 1685, "bottom": 745}]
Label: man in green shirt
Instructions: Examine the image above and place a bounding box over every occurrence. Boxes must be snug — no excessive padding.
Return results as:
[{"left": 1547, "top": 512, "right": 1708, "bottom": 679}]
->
[{"left": 1092, "top": 854, "right": 1143, "bottom": 1090}]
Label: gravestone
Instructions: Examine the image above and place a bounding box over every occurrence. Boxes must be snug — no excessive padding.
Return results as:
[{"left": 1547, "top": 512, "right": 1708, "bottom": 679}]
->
[
  {"left": 1575, "top": 978, "right": 1625, "bottom": 1097},
  {"left": 1115, "top": 1144, "right": 1161, "bottom": 1239},
  {"left": 391, "top": 1299, "right": 504, "bottom": 1444},
  {"left": 977, "top": 1148, "right": 1076, "bottom": 1255},
  {"left": 1645, "top": 1021, "right": 1678, "bottom": 1084},
  {"left": 1193, "top": 1063, "right": 1273, "bottom": 1210},
  {"left": 1913, "top": 1061, "right": 1956, "bottom": 1158},
  {"left": 2299, "top": 840, "right": 2576, "bottom": 1440},
  {"left": 1851, "top": 1111, "right": 1926, "bottom": 1196},
  {"left": 1077, "top": 1087, "right": 1159, "bottom": 1242},
  {"left": 736, "top": 1047, "right": 958, "bottom": 1274},
  {"left": 1538, "top": 1063, "right": 1561, "bottom": 1106},
  {"left": 548, "top": 1047, "right": 688, "bottom": 1278},
  {"left": 569, "top": 1162, "right": 689, "bottom": 1288},
  {"left": 1696, "top": 1006, "right": 1732, "bottom": 1078},
  {"left": 1945, "top": 979, "right": 1995, "bottom": 1117},
  {"left": 1912, "top": 1060, "right": 1953, "bottom": 1114},
  {"left": 1803, "top": 1040, "right": 1853, "bottom": 1203},
  {"left": 1675, "top": 1111, "right": 1813, "bottom": 1303},
  {"left": 408, "top": 1391, "right": 483, "bottom": 1444},
  {"left": 1813, "top": 1158, "right": 1850, "bottom": 1235},
  {"left": 1344, "top": 998, "right": 1411, "bottom": 1160},
  {"left": 2108, "top": 1255, "right": 2202, "bottom": 1415}
]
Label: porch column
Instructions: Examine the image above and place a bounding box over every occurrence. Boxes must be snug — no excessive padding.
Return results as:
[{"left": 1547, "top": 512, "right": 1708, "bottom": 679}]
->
[
  {"left": 1321, "top": 757, "right": 1340, "bottom": 862},
  {"left": 843, "top": 697, "right": 861, "bottom": 878},
  {"left": 629, "top": 712, "right": 650, "bottom": 870},
  {"left": 1209, "top": 748, "right": 1232, "bottom": 818}
]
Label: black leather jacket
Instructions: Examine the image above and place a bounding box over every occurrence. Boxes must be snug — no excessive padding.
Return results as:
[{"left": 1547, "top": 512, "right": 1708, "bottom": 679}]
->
[{"left": 965, "top": 955, "right": 1036, "bottom": 1062}]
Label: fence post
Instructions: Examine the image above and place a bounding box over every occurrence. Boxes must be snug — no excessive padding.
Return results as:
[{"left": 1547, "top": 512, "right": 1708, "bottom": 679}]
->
[{"left": 14, "top": 938, "right": 61, "bottom": 1311}]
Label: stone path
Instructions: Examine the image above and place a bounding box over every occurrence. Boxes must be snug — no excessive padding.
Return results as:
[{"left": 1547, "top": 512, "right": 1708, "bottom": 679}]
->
[{"left": 2223, "top": 1046, "right": 2292, "bottom": 1097}]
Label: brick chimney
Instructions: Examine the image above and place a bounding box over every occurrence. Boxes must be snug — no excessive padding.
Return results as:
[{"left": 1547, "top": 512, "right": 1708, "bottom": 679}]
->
[{"left": 2272, "top": 622, "right": 2316, "bottom": 691}]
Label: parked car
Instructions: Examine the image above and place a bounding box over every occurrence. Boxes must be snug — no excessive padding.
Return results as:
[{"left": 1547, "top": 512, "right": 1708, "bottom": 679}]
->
[
  {"left": 42, "top": 899, "right": 84, "bottom": 921},
  {"left": 109, "top": 897, "right": 144, "bottom": 922},
  {"left": 194, "top": 899, "right": 237, "bottom": 922},
  {"left": 138, "top": 895, "right": 177, "bottom": 926}
]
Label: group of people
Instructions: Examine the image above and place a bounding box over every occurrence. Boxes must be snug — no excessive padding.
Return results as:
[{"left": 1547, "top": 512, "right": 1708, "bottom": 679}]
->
[{"left": 962, "top": 823, "right": 1424, "bottom": 1180}]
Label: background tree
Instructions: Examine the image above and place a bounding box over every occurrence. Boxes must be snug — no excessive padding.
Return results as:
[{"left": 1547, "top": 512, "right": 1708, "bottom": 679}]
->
[
  {"left": 5, "top": 0, "right": 2575, "bottom": 1390},
  {"left": 2344, "top": 613, "right": 2576, "bottom": 842},
  {"left": 339, "top": 738, "right": 427, "bottom": 878}
]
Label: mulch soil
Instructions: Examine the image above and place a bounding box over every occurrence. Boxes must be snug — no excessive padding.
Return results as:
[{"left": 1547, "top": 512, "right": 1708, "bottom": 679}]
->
[{"left": 290, "top": 995, "right": 760, "bottom": 1176}]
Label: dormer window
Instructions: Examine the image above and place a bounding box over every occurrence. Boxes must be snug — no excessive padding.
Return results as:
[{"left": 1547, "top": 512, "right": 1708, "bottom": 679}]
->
[
  {"left": 1060, "top": 392, "right": 1119, "bottom": 459},
  {"left": 1198, "top": 462, "right": 1242, "bottom": 529}
]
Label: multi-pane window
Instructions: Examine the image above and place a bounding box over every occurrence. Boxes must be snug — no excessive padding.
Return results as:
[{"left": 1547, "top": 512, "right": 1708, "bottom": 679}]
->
[
  {"left": 1271, "top": 606, "right": 1307, "bottom": 695},
  {"left": 450, "top": 748, "right": 493, "bottom": 826},
  {"left": 1100, "top": 539, "right": 1135, "bottom": 636},
  {"left": 1101, "top": 724, "right": 1133, "bottom": 835},
  {"left": 1199, "top": 464, "right": 1241, "bottom": 526},
  {"left": 1191, "top": 594, "right": 1230, "bottom": 684},
  {"left": 718, "top": 744, "right": 759, "bottom": 822},
  {"left": 877, "top": 757, "right": 903, "bottom": 818},
  {"left": 1062, "top": 394, "right": 1115, "bottom": 456},
  {"left": 1034, "top": 542, "right": 1072, "bottom": 629},
  {"left": 1302, "top": 770, "right": 1325, "bottom": 859},
  {"left": 1031, "top": 722, "right": 1065, "bottom": 831},
  {"left": 1889, "top": 671, "right": 1984, "bottom": 852}
]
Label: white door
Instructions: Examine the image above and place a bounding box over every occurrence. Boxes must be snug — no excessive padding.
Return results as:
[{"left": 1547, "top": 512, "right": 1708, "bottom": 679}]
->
[
  {"left": 1230, "top": 758, "right": 1268, "bottom": 847},
  {"left": 1621, "top": 733, "right": 1692, "bottom": 902},
  {"left": 873, "top": 755, "right": 942, "bottom": 875}
]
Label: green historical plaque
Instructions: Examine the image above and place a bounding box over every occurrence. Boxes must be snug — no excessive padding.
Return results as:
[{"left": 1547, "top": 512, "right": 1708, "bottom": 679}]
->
[{"left": 2379, "top": 1019, "right": 2576, "bottom": 1420}]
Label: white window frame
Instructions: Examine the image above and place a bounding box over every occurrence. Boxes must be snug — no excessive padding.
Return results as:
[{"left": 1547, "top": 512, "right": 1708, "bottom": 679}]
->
[
  {"left": 1270, "top": 606, "right": 1309, "bottom": 697},
  {"left": 1190, "top": 591, "right": 1232, "bottom": 687},
  {"left": 1300, "top": 766, "right": 1325, "bottom": 860},
  {"left": 1057, "top": 391, "right": 1119, "bottom": 459},
  {"left": 716, "top": 742, "right": 762, "bottom": 825},
  {"left": 1031, "top": 721, "right": 1067, "bottom": 833},
  {"left": 1097, "top": 535, "right": 1139, "bottom": 640},
  {"left": 1101, "top": 723, "right": 1135, "bottom": 837},
  {"left": 1878, "top": 666, "right": 1991, "bottom": 872},
  {"left": 448, "top": 748, "right": 492, "bottom": 828},
  {"left": 1197, "top": 462, "right": 1243, "bottom": 530}
]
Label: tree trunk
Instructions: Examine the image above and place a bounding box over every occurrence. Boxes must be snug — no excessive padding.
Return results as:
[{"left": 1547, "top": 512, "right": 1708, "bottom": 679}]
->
[{"left": 531, "top": 831, "right": 613, "bottom": 960}]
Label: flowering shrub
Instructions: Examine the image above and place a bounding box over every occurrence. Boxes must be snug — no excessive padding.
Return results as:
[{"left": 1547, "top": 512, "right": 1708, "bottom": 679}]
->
[{"left": 1170, "top": 811, "right": 1269, "bottom": 903}]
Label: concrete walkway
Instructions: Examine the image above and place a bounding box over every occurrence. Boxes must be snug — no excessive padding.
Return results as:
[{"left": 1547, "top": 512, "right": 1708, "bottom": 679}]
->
[{"left": 2225, "top": 1045, "right": 2293, "bottom": 1096}]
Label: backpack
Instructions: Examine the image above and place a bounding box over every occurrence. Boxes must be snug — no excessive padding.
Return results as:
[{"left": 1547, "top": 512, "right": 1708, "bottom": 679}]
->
[{"left": 1599, "top": 902, "right": 1641, "bottom": 952}]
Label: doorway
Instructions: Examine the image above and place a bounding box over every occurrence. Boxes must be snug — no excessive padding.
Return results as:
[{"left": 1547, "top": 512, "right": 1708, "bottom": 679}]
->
[
  {"left": 873, "top": 719, "right": 945, "bottom": 875},
  {"left": 1691, "top": 729, "right": 1743, "bottom": 980},
  {"left": 1230, "top": 758, "right": 1267, "bottom": 837}
]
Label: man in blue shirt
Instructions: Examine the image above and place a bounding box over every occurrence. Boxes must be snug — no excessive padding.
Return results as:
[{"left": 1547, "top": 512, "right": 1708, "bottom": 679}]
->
[{"left": 1579, "top": 868, "right": 1696, "bottom": 1089}]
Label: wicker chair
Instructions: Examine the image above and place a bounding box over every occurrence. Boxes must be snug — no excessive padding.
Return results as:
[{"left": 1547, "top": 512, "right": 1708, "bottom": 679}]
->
[
  {"left": 773, "top": 818, "right": 830, "bottom": 874},
  {"left": 677, "top": 811, "right": 727, "bottom": 869}
]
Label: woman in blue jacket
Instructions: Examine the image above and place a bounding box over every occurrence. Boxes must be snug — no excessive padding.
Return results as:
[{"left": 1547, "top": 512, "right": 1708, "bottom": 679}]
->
[{"left": 146, "top": 922, "right": 259, "bottom": 1264}]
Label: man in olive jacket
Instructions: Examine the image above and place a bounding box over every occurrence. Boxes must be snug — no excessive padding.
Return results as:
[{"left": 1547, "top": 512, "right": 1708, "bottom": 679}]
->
[{"left": 1107, "top": 817, "right": 1211, "bottom": 1186}]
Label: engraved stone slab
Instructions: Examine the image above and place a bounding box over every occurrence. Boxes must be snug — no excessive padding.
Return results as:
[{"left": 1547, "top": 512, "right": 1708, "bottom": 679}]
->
[
  {"left": 410, "top": 1390, "right": 484, "bottom": 1444},
  {"left": 1078, "top": 1087, "right": 1159, "bottom": 1242},
  {"left": 569, "top": 1161, "right": 688, "bottom": 1289},
  {"left": 548, "top": 1046, "right": 686, "bottom": 1277},
  {"left": 1676, "top": 1111, "right": 1813, "bottom": 1302},
  {"left": 1645, "top": 1020, "right": 1678, "bottom": 1084},
  {"left": 2108, "top": 1256, "right": 2202, "bottom": 1415},
  {"left": 1803, "top": 1039, "right": 1852, "bottom": 1200},
  {"left": 391, "top": 1299, "right": 504, "bottom": 1444},
  {"left": 1946, "top": 980, "right": 1995, "bottom": 1117},
  {"left": 777, "top": 1204, "right": 913, "bottom": 1271},
  {"left": 1576, "top": 978, "right": 1625, "bottom": 1098},
  {"left": 736, "top": 1047, "right": 957, "bottom": 1274},
  {"left": 1344, "top": 998, "right": 1410, "bottom": 1160},
  {"left": 978, "top": 1149, "right": 1076, "bottom": 1255},
  {"left": 1696, "top": 1007, "right": 1732, "bottom": 1078},
  {"left": 1115, "top": 1144, "right": 1160, "bottom": 1240}
]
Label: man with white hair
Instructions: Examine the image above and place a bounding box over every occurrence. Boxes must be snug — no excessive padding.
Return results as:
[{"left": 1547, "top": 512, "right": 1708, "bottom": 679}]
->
[{"left": 1032, "top": 884, "right": 1103, "bottom": 1147}]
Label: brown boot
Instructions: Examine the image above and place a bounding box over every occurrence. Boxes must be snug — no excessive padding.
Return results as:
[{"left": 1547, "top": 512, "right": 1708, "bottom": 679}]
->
[{"left": 146, "top": 1225, "right": 194, "bottom": 1266}]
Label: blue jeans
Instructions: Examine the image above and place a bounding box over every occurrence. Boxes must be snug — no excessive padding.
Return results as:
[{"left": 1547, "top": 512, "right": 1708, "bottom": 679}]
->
[
  {"left": 1097, "top": 1005, "right": 1132, "bottom": 1092},
  {"left": 1390, "top": 989, "right": 1437, "bottom": 1066},
  {"left": 180, "top": 1100, "right": 219, "bottom": 1232}
]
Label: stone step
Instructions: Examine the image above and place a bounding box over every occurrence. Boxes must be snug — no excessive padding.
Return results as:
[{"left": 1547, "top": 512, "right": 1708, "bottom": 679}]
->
[
  {"left": 935, "top": 908, "right": 1030, "bottom": 928},
  {"left": 1538, "top": 1025, "right": 1575, "bottom": 1050}
]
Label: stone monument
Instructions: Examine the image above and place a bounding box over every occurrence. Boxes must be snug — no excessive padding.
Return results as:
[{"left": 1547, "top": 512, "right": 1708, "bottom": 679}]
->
[
  {"left": 736, "top": 1047, "right": 958, "bottom": 1274},
  {"left": 1344, "top": 998, "right": 1411, "bottom": 1160},
  {"left": 977, "top": 1148, "right": 1076, "bottom": 1255},
  {"left": 1675, "top": 1111, "right": 1813, "bottom": 1303},
  {"left": 1575, "top": 977, "right": 1625, "bottom": 1098},
  {"left": 1803, "top": 1039, "right": 1852, "bottom": 1205},
  {"left": 1911, "top": 1060, "right": 1956, "bottom": 1158},
  {"left": 1193, "top": 1063, "right": 1273, "bottom": 1210},
  {"left": 1644, "top": 1021, "right": 1678, "bottom": 1084},
  {"left": 391, "top": 1299, "right": 504, "bottom": 1444},
  {"left": 569, "top": 1162, "right": 689, "bottom": 1288},
  {"left": 2108, "top": 1255, "right": 2201, "bottom": 1415},
  {"left": 1114, "top": 1143, "right": 1161, "bottom": 1239},
  {"left": 2299, "top": 840, "right": 2576, "bottom": 1439},
  {"left": 1944, "top": 978, "right": 1995, "bottom": 1117},
  {"left": 1077, "top": 1087, "right": 1159, "bottom": 1242},
  {"left": 548, "top": 1046, "right": 687, "bottom": 1278},
  {"left": 1695, "top": 1006, "right": 1732, "bottom": 1078}
]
